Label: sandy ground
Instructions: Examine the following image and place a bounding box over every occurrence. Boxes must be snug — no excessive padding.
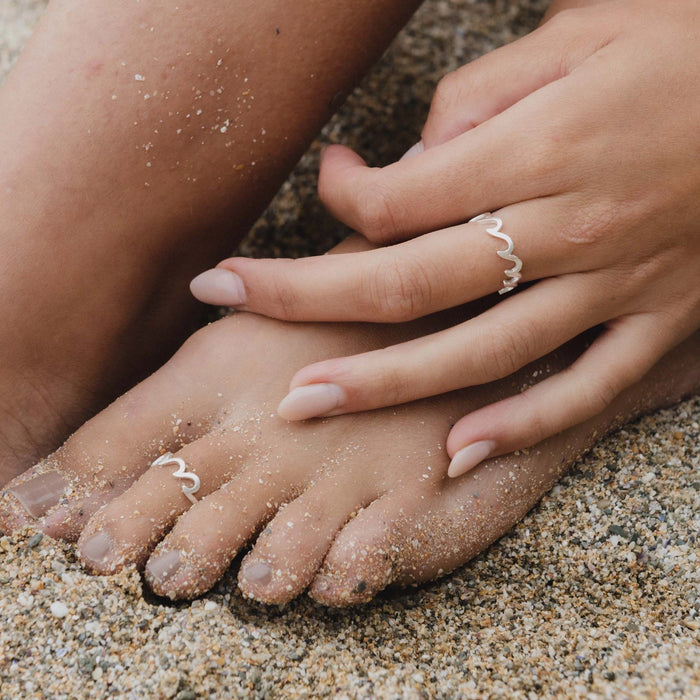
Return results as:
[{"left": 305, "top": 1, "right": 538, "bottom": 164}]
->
[{"left": 1, "top": 1, "right": 699, "bottom": 698}]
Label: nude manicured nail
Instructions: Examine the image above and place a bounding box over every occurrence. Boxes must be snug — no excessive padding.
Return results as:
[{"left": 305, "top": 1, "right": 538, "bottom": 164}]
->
[
  {"left": 277, "top": 383, "right": 346, "bottom": 421},
  {"left": 242, "top": 561, "right": 272, "bottom": 586},
  {"left": 146, "top": 550, "right": 182, "bottom": 584},
  {"left": 400, "top": 140, "right": 424, "bottom": 160},
  {"left": 190, "top": 268, "right": 246, "bottom": 307},
  {"left": 9, "top": 471, "right": 68, "bottom": 518},
  {"left": 448, "top": 440, "right": 496, "bottom": 478},
  {"left": 81, "top": 532, "right": 115, "bottom": 566}
]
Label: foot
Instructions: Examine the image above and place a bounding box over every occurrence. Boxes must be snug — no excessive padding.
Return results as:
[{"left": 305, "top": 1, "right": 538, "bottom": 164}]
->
[
  {"left": 0, "top": 0, "right": 418, "bottom": 485},
  {"left": 1, "top": 312, "right": 697, "bottom": 606}
]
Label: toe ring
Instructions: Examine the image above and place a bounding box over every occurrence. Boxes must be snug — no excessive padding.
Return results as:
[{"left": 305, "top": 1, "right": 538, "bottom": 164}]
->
[{"left": 151, "top": 452, "right": 201, "bottom": 504}]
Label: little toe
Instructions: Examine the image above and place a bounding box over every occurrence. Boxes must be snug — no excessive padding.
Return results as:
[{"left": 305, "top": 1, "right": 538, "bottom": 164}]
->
[
  {"left": 77, "top": 431, "right": 245, "bottom": 575},
  {"left": 238, "top": 472, "right": 380, "bottom": 605},
  {"left": 308, "top": 493, "right": 404, "bottom": 606},
  {"left": 144, "top": 469, "right": 301, "bottom": 600},
  {"left": 310, "top": 448, "right": 569, "bottom": 606}
]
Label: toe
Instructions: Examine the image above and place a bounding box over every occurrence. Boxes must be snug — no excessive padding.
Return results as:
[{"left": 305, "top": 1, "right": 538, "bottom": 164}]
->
[
  {"left": 0, "top": 467, "right": 69, "bottom": 533},
  {"left": 308, "top": 494, "right": 402, "bottom": 606},
  {"left": 310, "top": 450, "right": 568, "bottom": 606},
  {"left": 238, "top": 472, "right": 380, "bottom": 605},
  {"left": 0, "top": 338, "right": 228, "bottom": 537},
  {"left": 77, "top": 430, "right": 245, "bottom": 574},
  {"left": 144, "top": 469, "right": 301, "bottom": 600}
]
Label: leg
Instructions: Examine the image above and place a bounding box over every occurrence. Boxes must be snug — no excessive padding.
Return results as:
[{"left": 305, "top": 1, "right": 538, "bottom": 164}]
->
[
  {"left": 0, "top": 0, "right": 421, "bottom": 483},
  {"left": 2, "top": 297, "right": 697, "bottom": 605}
]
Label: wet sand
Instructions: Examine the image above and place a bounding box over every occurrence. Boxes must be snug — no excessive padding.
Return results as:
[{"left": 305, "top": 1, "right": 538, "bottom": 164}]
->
[{"left": 1, "top": 1, "right": 698, "bottom": 697}]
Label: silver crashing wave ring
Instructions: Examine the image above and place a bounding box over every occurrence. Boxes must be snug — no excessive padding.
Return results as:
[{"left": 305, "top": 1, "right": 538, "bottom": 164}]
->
[
  {"left": 469, "top": 213, "right": 523, "bottom": 294},
  {"left": 151, "top": 452, "right": 201, "bottom": 504}
]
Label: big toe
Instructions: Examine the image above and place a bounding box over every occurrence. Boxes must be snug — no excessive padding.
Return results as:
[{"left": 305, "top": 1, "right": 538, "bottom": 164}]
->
[{"left": 0, "top": 344, "right": 223, "bottom": 538}]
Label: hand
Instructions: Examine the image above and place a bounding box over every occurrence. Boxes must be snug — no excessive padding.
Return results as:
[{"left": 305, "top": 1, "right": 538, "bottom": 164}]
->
[{"left": 190, "top": 0, "right": 700, "bottom": 477}]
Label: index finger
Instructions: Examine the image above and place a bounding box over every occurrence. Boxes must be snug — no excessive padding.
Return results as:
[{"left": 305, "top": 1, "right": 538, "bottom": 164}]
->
[{"left": 318, "top": 74, "right": 584, "bottom": 244}]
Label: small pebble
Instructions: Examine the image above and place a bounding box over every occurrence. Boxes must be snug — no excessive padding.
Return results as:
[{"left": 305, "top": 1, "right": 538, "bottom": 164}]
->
[
  {"left": 27, "top": 533, "right": 43, "bottom": 549},
  {"left": 50, "top": 602, "right": 69, "bottom": 619},
  {"left": 174, "top": 691, "right": 196, "bottom": 700}
]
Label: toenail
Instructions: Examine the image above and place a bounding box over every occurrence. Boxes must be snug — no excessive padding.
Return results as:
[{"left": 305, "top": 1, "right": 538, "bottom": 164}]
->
[
  {"left": 241, "top": 561, "right": 272, "bottom": 586},
  {"left": 146, "top": 550, "right": 182, "bottom": 584},
  {"left": 277, "top": 383, "right": 346, "bottom": 421},
  {"left": 190, "top": 268, "right": 247, "bottom": 307},
  {"left": 9, "top": 472, "right": 68, "bottom": 518},
  {"left": 81, "top": 532, "right": 115, "bottom": 565}
]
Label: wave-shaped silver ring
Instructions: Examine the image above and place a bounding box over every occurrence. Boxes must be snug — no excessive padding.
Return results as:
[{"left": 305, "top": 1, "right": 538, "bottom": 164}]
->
[
  {"left": 469, "top": 213, "right": 523, "bottom": 294},
  {"left": 151, "top": 452, "right": 201, "bottom": 504}
]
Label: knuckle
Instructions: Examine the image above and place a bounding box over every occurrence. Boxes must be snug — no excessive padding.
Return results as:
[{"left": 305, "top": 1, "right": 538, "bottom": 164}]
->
[
  {"left": 372, "top": 359, "right": 410, "bottom": 406},
  {"left": 475, "top": 322, "right": 537, "bottom": 380},
  {"left": 363, "top": 255, "right": 434, "bottom": 321},
  {"left": 583, "top": 374, "right": 620, "bottom": 415},
  {"left": 423, "top": 70, "right": 468, "bottom": 144},
  {"left": 316, "top": 183, "right": 331, "bottom": 212},
  {"left": 517, "top": 390, "right": 551, "bottom": 446},
  {"left": 355, "top": 176, "right": 402, "bottom": 243},
  {"left": 432, "top": 71, "right": 462, "bottom": 112},
  {"left": 316, "top": 166, "right": 336, "bottom": 208},
  {"left": 557, "top": 201, "right": 617, "bottom": 247},
  {"left": 265, "top": 268, "right": 303, "bottom": 320}
]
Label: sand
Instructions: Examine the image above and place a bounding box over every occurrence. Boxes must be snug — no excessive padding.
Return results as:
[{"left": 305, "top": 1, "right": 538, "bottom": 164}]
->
[{"left": 1, "top": 1, "right": 698, "bottom": 698}]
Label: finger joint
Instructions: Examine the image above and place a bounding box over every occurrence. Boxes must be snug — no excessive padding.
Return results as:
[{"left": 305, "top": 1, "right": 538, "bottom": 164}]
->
[{"left": 363, "top": 255, "right": 434, "bottom": 322}]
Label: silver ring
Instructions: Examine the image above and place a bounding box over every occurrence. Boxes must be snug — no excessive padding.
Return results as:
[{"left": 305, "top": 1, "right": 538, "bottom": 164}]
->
[
  {"left": 469, "top": 213, "right": 522, "bottom": 294},
  {"left": 151, "top": 452, "right": 201, "bottom": 504}
]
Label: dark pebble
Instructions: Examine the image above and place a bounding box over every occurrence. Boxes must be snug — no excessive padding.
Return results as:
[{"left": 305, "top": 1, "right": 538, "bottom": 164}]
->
[
  {"left": 608, "top": 524, "right": 632, "bottom": 539},
  {"left": 78, "top": 655, "right": 95, "bottom": 674},
  {"left": 27, "top": 533, "right": 43, "bottom": 549}
]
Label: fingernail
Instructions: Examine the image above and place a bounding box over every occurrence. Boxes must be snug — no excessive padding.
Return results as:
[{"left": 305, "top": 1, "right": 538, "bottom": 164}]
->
[
  {"left": 448, "top": 440, "right": 496, "bottom": 478},
  {"left": 81, "top": 531, "right": 115, "bottom": 566},
  {"left": 146, "top": 550, "right": 182, "bottom": 584},
  {"left": 241, "top": 561, "right": 272, "bottom": 586},
  {"left": 9, "top": 471, "right": 68, "bottom": 518},
  {"left": 190, "top": 268, "right": 246, "bottom": 307},
  {"left": 277, "top": 383, "right": 346, "bottom": 421},
  {"left": 400, "top": 140, "right": 424, "bottom": 160}
]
